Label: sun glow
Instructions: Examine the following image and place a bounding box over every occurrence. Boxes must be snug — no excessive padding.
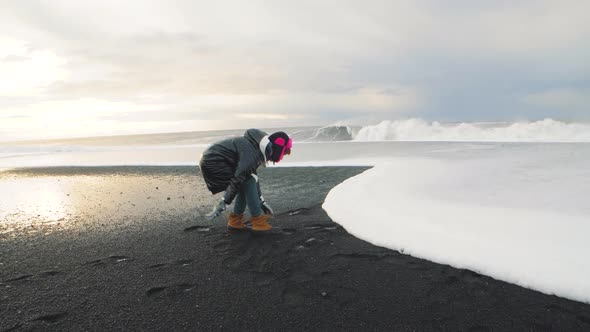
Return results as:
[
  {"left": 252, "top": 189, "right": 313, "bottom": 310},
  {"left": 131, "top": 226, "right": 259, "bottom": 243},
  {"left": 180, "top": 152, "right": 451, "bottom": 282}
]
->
[{"left": 0, "top": 38, "right": 68, "bottom": 96}]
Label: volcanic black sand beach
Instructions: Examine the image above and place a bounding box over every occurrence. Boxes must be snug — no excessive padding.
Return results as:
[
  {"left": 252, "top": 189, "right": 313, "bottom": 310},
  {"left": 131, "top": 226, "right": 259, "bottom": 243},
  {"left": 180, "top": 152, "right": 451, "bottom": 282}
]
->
[{"left": 1, "top": 166, "right": 590, "bottom": 331}]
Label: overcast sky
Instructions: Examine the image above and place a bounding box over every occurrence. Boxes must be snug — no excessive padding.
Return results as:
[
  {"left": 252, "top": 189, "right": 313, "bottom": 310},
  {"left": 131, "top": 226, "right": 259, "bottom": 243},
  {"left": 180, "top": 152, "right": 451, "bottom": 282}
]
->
[{"left": 1, "top": 0, "right": 589, "bottom": 140}]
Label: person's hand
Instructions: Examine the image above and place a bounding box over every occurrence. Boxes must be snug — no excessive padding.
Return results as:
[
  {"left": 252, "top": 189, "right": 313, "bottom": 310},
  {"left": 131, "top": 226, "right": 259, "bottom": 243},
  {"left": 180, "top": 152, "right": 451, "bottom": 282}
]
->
[
  {"left": 206, "top": 199, "right": 228, "bottom": 220},
  {"left": 261, "top": 200, "right": 274, "bottom": 215}
]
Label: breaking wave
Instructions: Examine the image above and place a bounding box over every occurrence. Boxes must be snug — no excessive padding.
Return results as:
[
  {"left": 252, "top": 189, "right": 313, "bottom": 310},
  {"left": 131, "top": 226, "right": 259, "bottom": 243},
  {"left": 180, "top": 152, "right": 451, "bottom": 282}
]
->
[
  {"left": 353, "top": 119, "right": 590, "bottom": 142},
  {"left": 290, "top": 125, "right": 356, "bottom": 142}
]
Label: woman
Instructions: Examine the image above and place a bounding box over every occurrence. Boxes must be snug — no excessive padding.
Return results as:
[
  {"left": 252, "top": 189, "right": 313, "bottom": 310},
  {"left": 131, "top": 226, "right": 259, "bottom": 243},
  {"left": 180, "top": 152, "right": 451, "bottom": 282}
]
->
[{"left": 199, "top": 129, "right": 292, "bottom": 231}]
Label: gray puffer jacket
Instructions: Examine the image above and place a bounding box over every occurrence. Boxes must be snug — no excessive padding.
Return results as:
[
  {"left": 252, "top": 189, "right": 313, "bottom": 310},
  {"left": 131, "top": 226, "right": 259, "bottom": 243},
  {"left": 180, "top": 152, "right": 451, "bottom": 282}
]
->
[{"left": 199, "top": 129, "right": 268, "bottom": 204}]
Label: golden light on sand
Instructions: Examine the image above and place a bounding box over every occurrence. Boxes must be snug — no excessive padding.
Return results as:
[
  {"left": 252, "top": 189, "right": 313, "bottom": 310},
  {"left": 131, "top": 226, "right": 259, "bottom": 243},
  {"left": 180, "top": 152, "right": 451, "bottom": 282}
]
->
[
  {"left": 0, "top": 170, "right": 205, "bottom": 237},
  {"left": 36, "top": 182, "right": 69, "bottom": 223},
  {"left": 0, "top": 177, "right": 71, "bottom": 236}
]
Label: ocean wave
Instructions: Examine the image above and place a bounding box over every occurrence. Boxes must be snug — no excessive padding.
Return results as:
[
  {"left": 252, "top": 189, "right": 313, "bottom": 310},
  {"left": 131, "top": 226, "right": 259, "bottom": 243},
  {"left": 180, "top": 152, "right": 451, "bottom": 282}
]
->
[
  {"left": 353, "top": 118, "right": 590, "bottom": 142},
  {"left": 291, "top": 125, "right": 355, "bottom": 142}
]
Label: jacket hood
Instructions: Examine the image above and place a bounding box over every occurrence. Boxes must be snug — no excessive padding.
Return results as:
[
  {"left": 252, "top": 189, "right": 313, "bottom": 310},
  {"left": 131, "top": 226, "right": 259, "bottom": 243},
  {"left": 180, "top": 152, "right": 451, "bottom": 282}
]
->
[{"left": 244, "top": 128, "right": 268, "bottom": 146}]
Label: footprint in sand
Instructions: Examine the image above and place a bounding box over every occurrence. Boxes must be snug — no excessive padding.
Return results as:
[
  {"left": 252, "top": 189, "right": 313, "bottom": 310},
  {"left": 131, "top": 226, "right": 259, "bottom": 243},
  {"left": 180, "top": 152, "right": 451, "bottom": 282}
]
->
[
  {"left": 39, "top": 271, "right": 63, "bottom": 277},
  {"left": 288, "top": 208, "right": 308, "bottom": 216},
  {"left": 302, "top": 237, "right": 320, "bottom": 248},
  {"left": 293, "top": 237, "right": 334, "bottom": 250},
  {"left": 303, "top": 224, "right": 340, "bottom": 231},
  {"left": 146, "top": 283, "right": 195, "bottom": 298},
  {"left": 175, "top": 259, "right": 193, "bottom": 266},
  {"left": 4, "top": 271, "right": 64, "bottom": 283},
  {"left": 184, "top": 225, "right": 212, "bottom": 233},
  {"left": 148, "top": 258, "right": 194, "bottom": 270},
  {"left": 32, "top": 312, "right": 68, "bottom": 323},
  {"left": 281, "top": 228, "right": 296, "bottom": 235},
  {"left": 148, "top": 263, "right": 167, "bottom": 269},
  {"left": 4, "top": 323, "right": 24, "bottom": 331},
  {"left": 84, "top": 255, "right": 133, "bottom": 267},
  {"left": 5, "top": 274, "right": 33, "bottom": 282}
]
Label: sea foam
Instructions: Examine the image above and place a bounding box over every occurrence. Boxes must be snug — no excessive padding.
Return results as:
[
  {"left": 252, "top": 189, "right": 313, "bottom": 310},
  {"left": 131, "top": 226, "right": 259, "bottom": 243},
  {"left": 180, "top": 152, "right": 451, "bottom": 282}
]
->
[
  {"left": 353, "top": 118, "right": 590, "bottom": 142},
  {"left": 323, "top": 142, "right": 590, "bottom": 303}
]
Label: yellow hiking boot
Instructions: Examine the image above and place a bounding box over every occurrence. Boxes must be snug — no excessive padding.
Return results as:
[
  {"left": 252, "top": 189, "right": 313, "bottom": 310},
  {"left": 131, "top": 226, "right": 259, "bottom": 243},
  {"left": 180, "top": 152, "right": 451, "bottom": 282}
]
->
[
  {"left": 251, "top": 214, "right": 272, "bottom": 232},
  {"left": 227, "top": 212, "right": 247, "bottom": 230}
]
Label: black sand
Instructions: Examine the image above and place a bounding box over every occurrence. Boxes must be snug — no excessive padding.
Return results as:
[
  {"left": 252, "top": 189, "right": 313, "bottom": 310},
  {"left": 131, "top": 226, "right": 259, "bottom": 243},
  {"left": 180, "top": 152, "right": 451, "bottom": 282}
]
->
[{"left": 1, "top": 166, "right": 590, "bottom": 331}]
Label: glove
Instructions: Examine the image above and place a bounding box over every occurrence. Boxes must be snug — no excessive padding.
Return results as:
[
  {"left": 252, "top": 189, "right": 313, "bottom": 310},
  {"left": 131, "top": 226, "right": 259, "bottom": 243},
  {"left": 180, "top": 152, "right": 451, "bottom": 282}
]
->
[
  {"left": 206, "top": 199, "right": 228, "bottom": 220},
  {"left": 261, "top": 200, "right": 274, "bottom": 215}
]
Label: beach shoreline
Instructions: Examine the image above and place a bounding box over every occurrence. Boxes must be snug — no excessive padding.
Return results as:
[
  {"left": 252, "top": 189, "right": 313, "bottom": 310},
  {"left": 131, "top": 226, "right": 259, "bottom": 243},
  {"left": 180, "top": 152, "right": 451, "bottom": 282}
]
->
[{"left": 1, "top": 166, "right": 590, "bottom": 331}]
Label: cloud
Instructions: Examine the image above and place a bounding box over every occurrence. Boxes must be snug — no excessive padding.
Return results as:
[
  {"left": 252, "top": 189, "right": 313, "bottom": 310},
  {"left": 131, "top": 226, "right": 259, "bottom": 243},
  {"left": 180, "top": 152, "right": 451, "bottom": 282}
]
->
[
  {"left": 236, "top": 113, "right": 293, "bottom": 120},
  {"left": 1, "top": 55, "right": 30, "bottom": 62},
  {"left": 0, "top": 38, "right": 68, "bottom": 97},
  {"left": 1, "top": 1, "right": 589, "bottom": 140},
  {"left": 0, "top": 98, "right": 167, "bottom": 138},
  {"left": 0, "top": 115, "right": 31, "bottom": 119}
]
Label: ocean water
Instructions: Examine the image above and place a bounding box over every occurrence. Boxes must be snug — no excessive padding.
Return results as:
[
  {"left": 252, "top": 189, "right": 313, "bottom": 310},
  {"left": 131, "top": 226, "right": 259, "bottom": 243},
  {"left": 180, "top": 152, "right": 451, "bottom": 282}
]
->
[
  {"left": 0, "top": 125, "right": 355, "bottom": 168},
  {"left": 323, "top": 142, "right": 590, "bottom": 303},
  {"left": 2, "top": 118, "right": 590, "bottom": 168},
  {"left": 2, "top": 118, "right": 590, "bottom": 303}
]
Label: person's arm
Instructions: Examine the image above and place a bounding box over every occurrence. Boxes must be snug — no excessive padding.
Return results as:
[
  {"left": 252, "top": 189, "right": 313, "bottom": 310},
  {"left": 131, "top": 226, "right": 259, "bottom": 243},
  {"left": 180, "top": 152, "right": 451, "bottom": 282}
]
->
[{"left": 223, "top": 151, "right": 252, "bottom": 205}]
